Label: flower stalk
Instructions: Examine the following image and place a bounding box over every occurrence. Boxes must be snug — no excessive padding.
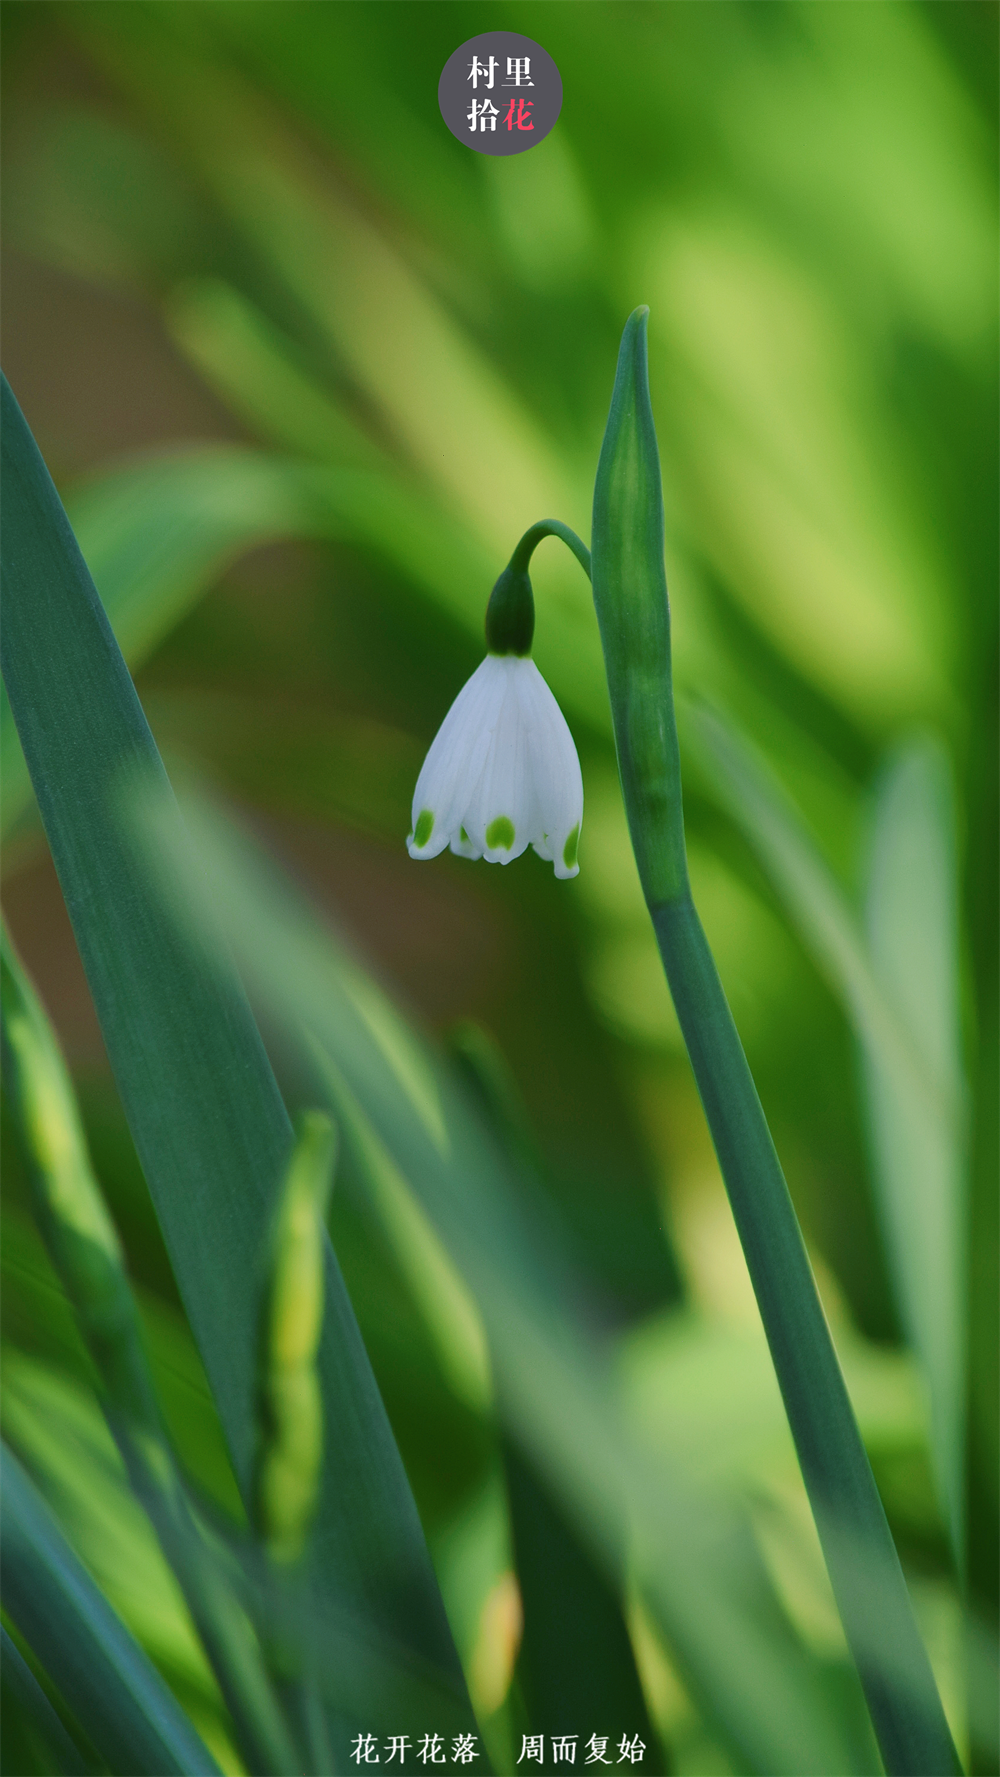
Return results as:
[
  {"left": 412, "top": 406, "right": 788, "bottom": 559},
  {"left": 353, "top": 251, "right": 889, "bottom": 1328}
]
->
[{"left": 589, "top": 308, "right": 959, "bottom": 1777}]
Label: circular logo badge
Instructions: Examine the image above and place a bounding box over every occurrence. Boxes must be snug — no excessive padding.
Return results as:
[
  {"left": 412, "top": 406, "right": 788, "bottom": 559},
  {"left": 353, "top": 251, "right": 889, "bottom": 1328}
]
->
[{"left": 438, "top": 33, "right": 562, "bottom": 156}]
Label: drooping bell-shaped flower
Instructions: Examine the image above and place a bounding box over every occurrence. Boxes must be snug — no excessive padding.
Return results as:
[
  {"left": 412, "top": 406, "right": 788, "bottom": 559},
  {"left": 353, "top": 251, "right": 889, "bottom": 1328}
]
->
[{"left": 407, "top": 553, "right": 583, "bottom": 878}]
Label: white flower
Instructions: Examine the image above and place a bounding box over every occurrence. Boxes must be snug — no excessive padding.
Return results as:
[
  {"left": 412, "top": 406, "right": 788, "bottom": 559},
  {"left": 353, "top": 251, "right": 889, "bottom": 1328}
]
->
[{"left": 407, "top": 655, "right": 583, "bottom": 878}]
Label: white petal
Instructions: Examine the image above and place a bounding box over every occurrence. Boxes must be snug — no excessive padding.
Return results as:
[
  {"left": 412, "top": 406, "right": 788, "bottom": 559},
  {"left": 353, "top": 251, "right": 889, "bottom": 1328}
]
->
[
  {"left": 461, "top": 659, "right": 532, "bottom": 864},
  {"left": 407, "top": 653, "right": 583, "bottom": 878},
  {"left": 407, "top": 657, "right": 507, "bottom": 858},
  {"left": 516, "top": 662, "right": 583, "bottom": 877}
]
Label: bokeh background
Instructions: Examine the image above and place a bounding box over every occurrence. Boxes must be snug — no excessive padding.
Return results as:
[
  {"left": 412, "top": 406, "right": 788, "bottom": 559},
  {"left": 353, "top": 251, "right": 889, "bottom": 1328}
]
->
[{"left": 1, "top": 3, "right": 996, "bottom": 1772}]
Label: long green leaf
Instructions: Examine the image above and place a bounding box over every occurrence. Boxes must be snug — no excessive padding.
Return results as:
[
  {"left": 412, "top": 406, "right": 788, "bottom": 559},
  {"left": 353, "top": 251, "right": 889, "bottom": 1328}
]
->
[
  {"left": 0, "top": 448, "right": 306, "bottom": 840},
  {"left": 135, "top": 784, "right": 878, "bottom": 1777},
  {"left": 0, "top": 430, "right": 614, "bottom": 845},
  {"left": 0, "top": 444, "right": 485, "bottom": 840},
  {"left": 590, "top": 309, "right": 957, "bottom": 1776},
  {"left": 685, "top": 702, "right": 967, "bottom": 1554},
  {"left": 0, "top": 374, "right": 475, "bottom": 1748},
  {"left": 2, "top": 1348, "right": 239, "bottom": 1752},
  {"left": 683, "top": 700, "right": 952, "bottom": 1122},
  {"left": 165, "top": 276, "right": 385, "bottom": 467},
  {"left": 504, "top": 1442, "right": 658, "bottom": 1759},
  {"left": 0, "top": 438, "right": 280, "bottom": 839},
  {"left": 0, "top": 924, "right": 300, "bottom": 1775},
  {"left": 0, "top": 437, "right": 442, "bottom": 838},
  {"left": 0, "top": 1444, "right": 219, "bottom": 1777},
  {"left": 863, "top": 737, "right": 966, "bottom": 1558},
  {"left": 0, "top": 1626, "right": 90, "bottom": 1777},
  {"left": 451, "top": 1024, "right": 659, "bottom": 1754}
]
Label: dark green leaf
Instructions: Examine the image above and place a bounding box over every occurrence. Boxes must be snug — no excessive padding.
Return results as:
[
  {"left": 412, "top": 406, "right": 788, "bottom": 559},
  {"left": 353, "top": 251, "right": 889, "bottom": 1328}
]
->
[
  {"left": 0, "top": 373, "right": 475, "bottom": 1748},
  {"left": 0, "top": 1626, "right": 91, "bottom": 1777},
  {"left": 134, "top": 785, "right": 876, "bottom": 1777},
  {"left": 590, "top": 312, "right": 958, "bottom": 1777},
  {"left": 1, "top": 1445, "right": 219, "bottom": 1777}
]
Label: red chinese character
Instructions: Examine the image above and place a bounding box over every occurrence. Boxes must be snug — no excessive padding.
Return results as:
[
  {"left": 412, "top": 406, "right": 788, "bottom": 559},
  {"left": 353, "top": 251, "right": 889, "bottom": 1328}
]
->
[{"left": 504, "top": 97, "right": 534, "bottom": 132}]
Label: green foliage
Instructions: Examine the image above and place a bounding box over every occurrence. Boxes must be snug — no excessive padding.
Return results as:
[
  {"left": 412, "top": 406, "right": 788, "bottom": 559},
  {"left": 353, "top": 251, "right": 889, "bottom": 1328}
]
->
[
  {"left": 1, "top": 373, "right": 475, "bottom": 1758},
  {"left": 0, "top": 1626, "right": 90, "bottom": 1777},
  {"left": 1, "top": 1446, "right": 220, "bottom": 1776},
  {"left": 593, "top": 314, "right": 957, "bottom": 1776},
  {"left": 128, "top": 783, "right": 881, "bottom": 1775},
  {"left": 1, "top": 4, "right": 995, "bottom": 1774},
  {"left": 685, "top": 709, "right": 968, "bottom": 1561}
]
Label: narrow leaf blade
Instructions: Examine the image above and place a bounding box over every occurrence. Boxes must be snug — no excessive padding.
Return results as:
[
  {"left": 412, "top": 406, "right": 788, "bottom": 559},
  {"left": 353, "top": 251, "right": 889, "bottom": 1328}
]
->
[
  {"left": 0, "top": 374, "right": 474, "bottom": 1745},
  {"left": 137, "top": 784, "right": 877, "bottom": 1777},
  {"left": 1, "top": 1444, "right": 220, "bottom": 1777},
  {"left": 687, "top": 702, "right": 967, "bottom": 1551},
  {"left": 863, "top": 737, "right": 966, "bottom": 1554}
]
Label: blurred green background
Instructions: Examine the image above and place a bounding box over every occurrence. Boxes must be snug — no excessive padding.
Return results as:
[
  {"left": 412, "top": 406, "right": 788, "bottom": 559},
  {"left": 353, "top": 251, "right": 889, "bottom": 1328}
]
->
[{"left": 1, "top": 3, "right": 996, "bottom": 1772}]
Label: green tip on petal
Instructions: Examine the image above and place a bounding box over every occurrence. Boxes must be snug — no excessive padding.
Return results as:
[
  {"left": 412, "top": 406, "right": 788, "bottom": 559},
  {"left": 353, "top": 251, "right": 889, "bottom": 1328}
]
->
[
  {"left": 486, "top": 816, "right": 515, "bottom": 851},
  {"left": 414, "top": 809, "right": 434, "bottom": 847},
  {"left": 562, "top": 824, "right": 580, "bottom": 870}
]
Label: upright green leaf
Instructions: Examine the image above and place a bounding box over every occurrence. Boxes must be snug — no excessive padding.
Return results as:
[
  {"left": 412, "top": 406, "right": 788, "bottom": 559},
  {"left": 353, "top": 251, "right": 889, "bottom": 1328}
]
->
[
  {"left": 1, "top": 1445, "right": 220, "bottom": 1777},
  {"left": 134, "top": 784, "right": 879, "bottom": 1777},
  {"left": 450, "top": 1023, "right": 658, "bottom": 1758},
  {"left": 590, "top": 309, "right": 957, "bottom": 1776},
  {"left": 0, "top": 922, "right": 162, "bottom": 1441},
  {"left": 166, "top": 276, "right": 384, "bottom": 467},
  {"left": 504, "top": 1444, "right": 657, "bottom": 1764},
  {"left": 683, "top": 701, "right": 947, "bottom": 1114},
  {"left": 863, "top": 737, "right": 966, "bottom": 1558},
  {"left": 1, "top": 924, "right": 301, "bottom": 1776},
  {"left": 686, "top": 704, "right": 967, "bottom": 1555},
  {"left": 0, "top": 374, "right": 475, "bottom": 1749},
  {"left": 0, "top": 1627, "right": 90, "bottom": 1777},
  {"left": 0, "top": 444, "right": 492, "bottom": 841},
  {"left": 0, "top": 444, "right": 300, "bottom": 838}
]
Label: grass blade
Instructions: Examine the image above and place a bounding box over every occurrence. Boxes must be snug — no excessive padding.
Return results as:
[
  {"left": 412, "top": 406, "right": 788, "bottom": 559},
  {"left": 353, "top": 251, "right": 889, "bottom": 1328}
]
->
[
  {"left": 0, "top": 1626, "right": 90, "bottom": 1777},
  {"left": 1, "top": 1444, "right": 220, "bottom": 1777},
  {"left": 0, "top": 439, "right": 491, "bottom": 842},
  {"left": 505, "top": 1442, "right": 657, "bottom": 1757},
  {"left": 863, "top": 737, "right": 966, "bottom": 1557},
  {"left": 686, "top": 703, "right": 967, "bottom": 1555},
  {"left": 0, "top": 372, "right": 475, "bottom": 1747},
  {"left": 0, "top": 444, "right": 333, "bottom": 839},
  {"left": 451, "top": 1024, "right": 658, "bottom": 1752},
  {"left": 683, "top": 700, "right": 952, "bottom": 1121},
  {"left": 0, "top": 923, "right": 299, "bottom": 1775},
  {"left": 166, "top": 276, "right": 384, "bottom": 467},
  {"left": 590, "top": 309, "right": 957, "bottom": 1775},
  {"left": 134, "top": 784, "right": 878, "bottom": 1777}
]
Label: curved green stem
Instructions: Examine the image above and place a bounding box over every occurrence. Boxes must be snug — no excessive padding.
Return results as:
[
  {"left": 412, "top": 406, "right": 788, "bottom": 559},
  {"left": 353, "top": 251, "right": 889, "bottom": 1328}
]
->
[
  {"left": 486, "top": 521, "right": 592, "bottom": 656},
  {"left": 509, "top": 519, "right": 592, "bottom": 583}
]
